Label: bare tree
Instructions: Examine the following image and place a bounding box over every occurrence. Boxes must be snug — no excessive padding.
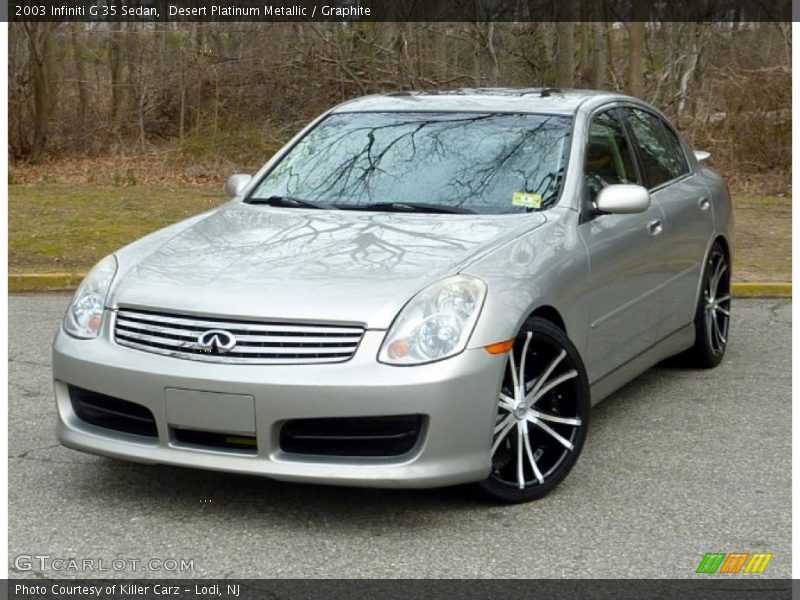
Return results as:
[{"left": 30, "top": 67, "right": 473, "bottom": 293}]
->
[
  {"left": 70, "top": 24, "right": 89, "bottom": 130},
  {"left": 6, "top": 21, "right": 791, "bottom": 183},
  {"left": 21, "top": 22, "right": 59, "bottom": 158},
  {"left": 627, "top": 0, "right": 648, "bottom": 97},
  {"left": 677, "top": 22, "right": 700, "bottom": 121},
  {"left": 554, "top": 2, "right": 574, "bottom": 88},
  {"left": 591, "top": 4, "right": 607, "bottom": 88}
]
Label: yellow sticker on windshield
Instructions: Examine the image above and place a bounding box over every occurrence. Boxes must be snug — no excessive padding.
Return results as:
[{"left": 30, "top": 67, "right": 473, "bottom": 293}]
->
[{"left": 512, "top": 192, "right": 542, "bottom": 209}]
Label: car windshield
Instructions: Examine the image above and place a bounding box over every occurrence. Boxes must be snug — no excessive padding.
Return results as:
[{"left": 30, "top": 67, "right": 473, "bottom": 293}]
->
[{"left": 248, "top": 112, "right": 572, "bottom": 215}]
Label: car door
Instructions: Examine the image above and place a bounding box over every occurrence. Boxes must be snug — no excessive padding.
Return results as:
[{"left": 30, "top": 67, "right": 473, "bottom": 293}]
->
[
  {"left": 620, "top": 107, "right": 715, "bottom": 340},
  {"left": 577, "top": 108, "right": 669, "bottom": 384}
]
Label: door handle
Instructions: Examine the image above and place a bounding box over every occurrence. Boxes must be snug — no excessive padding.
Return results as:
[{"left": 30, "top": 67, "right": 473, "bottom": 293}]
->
[
  {"left": 647, "top": 219, "right": 663, "bottom": 236},
  {"left": 698, "top": 196, "right": 710, "bottom": 211}
]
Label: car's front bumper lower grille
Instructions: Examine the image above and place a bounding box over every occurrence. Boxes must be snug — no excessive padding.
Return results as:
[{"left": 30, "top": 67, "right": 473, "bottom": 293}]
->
[
  {"left": 172, "top": 428, "right": 258, "bottom": 454},
  {"left": 69, "top": 385, "right": 158, "bottom": 437},
  {"left": 113, "top": 308, "right": 364, "bottom": 364},
  {"left": 280, "top": 415, "right": 424, "bottom": 457}
]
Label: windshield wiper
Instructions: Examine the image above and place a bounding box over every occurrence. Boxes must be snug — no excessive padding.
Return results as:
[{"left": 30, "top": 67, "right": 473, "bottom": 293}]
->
[
  {"left": 345, "top": 201, "right": 475, "bottom": 215},
  {"left": 247, "top": 195, "right": 335, "bottom": 210}
]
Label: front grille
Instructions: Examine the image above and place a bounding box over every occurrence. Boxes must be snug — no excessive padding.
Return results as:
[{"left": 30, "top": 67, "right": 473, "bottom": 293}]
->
[
  {"left": 114, "top": 308, "right": 365, "bottom": 364},
  {"left": 69, "top": 386, "right": 157, "bottom": 438},
  {"left": 280, "top": 415, "right": 424, "bottom": 457}
]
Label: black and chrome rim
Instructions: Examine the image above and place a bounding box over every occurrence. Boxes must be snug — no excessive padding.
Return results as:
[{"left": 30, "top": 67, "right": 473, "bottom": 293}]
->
[
  {"left": 490, "top": 331, "right": 583, "bottom": 490},
  {"left": 703, "top": 252, "right": 731, "bottom": 354}
]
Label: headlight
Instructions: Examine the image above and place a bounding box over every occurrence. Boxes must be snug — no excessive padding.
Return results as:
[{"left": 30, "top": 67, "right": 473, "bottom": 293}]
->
[
  {"left": 63, "top": 255, "right": 118, "bottom": 339},
  {"left": 379, "top": 275, "right": 487, "bottom": 365}
]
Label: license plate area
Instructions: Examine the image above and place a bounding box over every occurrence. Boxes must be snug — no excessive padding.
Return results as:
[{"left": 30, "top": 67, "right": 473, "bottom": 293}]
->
[{"left": 164, "top": 388, "right": 256, "bottom": 435}]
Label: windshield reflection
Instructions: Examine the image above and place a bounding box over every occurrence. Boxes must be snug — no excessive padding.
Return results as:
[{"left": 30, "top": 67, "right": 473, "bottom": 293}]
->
[{"left": 250, "top": 112, "right": 572, "bottom": 215}]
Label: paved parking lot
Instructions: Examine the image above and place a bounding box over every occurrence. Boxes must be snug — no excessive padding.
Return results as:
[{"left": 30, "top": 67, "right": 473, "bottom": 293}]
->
[{"left": 8, "top": 295, "right": 791, "bottom": 578}]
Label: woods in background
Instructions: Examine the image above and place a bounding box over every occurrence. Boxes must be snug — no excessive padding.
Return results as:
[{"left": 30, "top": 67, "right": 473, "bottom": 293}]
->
[{"left": 8, "top": 21, "right": 791, "bottom": 189}]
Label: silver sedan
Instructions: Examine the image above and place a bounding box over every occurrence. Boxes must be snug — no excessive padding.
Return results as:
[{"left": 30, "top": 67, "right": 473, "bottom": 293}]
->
[{"left": 52, "top": 89, "right": 732, "bottom": 502}]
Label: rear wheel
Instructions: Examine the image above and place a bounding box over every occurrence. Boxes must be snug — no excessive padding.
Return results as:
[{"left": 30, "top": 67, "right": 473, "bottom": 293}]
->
[
  {"left": 478, "top": 317, "right": 590, "bottom": 503},
  {"left": 686, "top": 243, "right": 731, "bottom": 368}
]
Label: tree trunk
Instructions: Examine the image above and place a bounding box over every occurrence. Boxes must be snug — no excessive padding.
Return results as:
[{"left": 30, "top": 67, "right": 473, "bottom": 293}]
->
[
  {"left": 578, "top": 22, "right": 589, "bottom": 85},
  {"left": 555, "top": 21, "right": 574, "bottom": 88},
  {"left": 677, "top": 22, "right": 699, "bottom": 122},
  {"left": 70, "top": 24, "right": 88, "bottom": 133},
  {"left": 485, "top": 23, "right": 500, "bottom": 84},
  {"left": 591, "top": 3, "right": 607, "bottom": 89},
  {"left": 627, "top": 2, "right": 647, "bottom": 97},
  {"left": 23, "top": 22, "right": 58, "bottom": 159},
  {"left": 108, "top": 35, "right": 122, "bottom": 136},
  {"left": 470, "top": 24, "right": 483, "bottom": 82},
  {"left": 433, "top": 24, "right": 448, "bottom": 84},
  {"left": 179, "top": 67, "right": 186, "bottom": 142}
]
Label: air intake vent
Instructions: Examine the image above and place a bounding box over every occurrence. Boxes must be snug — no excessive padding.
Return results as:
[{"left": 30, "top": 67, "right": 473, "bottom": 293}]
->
[
  {"left": 280, "top": 415, "right": 424, "bottom": 457},
  {"left": 172, "top": 429, "right": 257, "bottom": 454},
  {"left": 69, "top": 386, "right": 157, "bottom": 437}
]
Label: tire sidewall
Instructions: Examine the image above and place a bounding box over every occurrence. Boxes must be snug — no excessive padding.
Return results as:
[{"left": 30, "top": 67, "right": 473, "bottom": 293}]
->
[
  {"left": 692, "top": 244, "right": 729, "bottom": 368},
  {"left": 478, "top": 317, "right": 590, "bottom": 503}
]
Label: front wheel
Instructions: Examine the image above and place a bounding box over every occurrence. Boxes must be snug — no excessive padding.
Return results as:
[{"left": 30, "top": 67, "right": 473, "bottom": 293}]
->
[{"left": 478, "top": 317, "right": 590, "bottom": 503}]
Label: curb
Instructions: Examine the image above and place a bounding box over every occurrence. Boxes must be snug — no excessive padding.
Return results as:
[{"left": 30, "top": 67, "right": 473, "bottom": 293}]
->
[
  {"left": 7, "top": 273, "right": 793, "bottom": 297},
  {"left": 730, "top": 282, "right": 792, "bottom": 298}
]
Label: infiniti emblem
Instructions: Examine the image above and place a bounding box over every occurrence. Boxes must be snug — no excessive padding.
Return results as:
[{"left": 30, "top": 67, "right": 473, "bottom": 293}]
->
[{"left": 196, "top": 329, "right": 237, "bottom": 354}]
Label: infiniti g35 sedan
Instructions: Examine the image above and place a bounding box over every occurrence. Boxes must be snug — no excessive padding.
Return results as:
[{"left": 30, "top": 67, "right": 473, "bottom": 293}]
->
[{"left": 53, "top": 89, "right": 732, "bottom": 502}]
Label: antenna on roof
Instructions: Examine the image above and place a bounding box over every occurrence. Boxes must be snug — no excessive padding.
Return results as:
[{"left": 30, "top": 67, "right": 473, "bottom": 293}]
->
[{"left": 540, "top": 88, "right": 562, "bottom": 98}]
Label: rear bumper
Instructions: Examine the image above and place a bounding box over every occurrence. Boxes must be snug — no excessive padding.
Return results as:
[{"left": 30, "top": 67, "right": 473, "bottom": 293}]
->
[{"left": 52, "top": 324, "right": 506, "bottom": 488}]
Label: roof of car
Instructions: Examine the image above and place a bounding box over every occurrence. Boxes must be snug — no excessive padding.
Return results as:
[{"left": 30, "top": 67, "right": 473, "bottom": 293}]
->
[{"left": 331, "top": 88, "right": 627, "bottom": 116}]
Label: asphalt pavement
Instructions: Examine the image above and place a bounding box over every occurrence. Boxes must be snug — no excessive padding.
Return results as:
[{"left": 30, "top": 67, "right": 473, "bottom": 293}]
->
[{"left": 8, "top": 295, "right": 791, "bottom": 578}]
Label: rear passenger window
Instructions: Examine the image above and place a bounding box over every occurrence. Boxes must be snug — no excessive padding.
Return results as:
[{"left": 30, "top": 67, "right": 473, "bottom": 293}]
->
[{"left": 624, "top": 109, "right": 689, "bottom": 188}]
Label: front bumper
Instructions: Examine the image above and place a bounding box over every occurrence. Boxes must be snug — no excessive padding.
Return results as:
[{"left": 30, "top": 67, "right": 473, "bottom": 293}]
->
[{"left": 52, "top": 323, "right": 506, "bottom": 488}]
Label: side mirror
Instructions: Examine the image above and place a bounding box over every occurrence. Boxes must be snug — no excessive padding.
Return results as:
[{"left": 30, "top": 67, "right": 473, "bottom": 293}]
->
[
  {"left": 225, "top": 174, "right": 253, "bottom": 199},
  {"left": 694, "top": 149, "right": 711, "bottom": 163},
  {"left": 594, "top": 184, "right": 650, "bottom": 215}
]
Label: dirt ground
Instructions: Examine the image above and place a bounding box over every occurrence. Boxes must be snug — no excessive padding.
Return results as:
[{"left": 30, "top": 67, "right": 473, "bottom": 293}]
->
[{"left": 731, "top": 194, "right": 791, "bottom": 282}]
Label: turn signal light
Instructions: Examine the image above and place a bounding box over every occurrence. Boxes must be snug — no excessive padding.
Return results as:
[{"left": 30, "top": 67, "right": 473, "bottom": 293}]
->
[{"left": 484, "top": 339, "right": 514, "bottom": 354}]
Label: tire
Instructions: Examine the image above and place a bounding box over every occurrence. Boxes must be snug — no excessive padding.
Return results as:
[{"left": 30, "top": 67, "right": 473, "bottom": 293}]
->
[
  {"left": 478, "top": 317, "right": 590, "bottom": 503},
  {"left": 686, "top": 243, "right": 731, "bottom": 368}
]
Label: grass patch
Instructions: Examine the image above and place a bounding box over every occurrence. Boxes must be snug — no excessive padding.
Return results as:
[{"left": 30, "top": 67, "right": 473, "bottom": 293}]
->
[
  {"left": 9, "top": 183, "right": 224, "bottom": 272},
  {"left": 9, "top": 184, "right": 791, "bottom": 283}
]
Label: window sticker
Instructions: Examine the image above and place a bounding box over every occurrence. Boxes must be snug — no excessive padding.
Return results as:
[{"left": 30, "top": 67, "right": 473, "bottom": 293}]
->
[{"left": 512, "top": 192, "right": 542, "bottom": 209}]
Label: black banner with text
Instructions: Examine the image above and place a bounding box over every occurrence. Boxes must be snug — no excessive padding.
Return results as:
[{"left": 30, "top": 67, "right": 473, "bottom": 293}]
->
[
  {"left": 5, "top": 579, "right": 796, "bottom": 600},
  {"left": 5, "top": 0, "right": 793, "bottom": 23}
]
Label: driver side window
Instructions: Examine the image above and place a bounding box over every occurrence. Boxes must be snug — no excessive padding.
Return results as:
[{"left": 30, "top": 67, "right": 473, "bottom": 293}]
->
[{"left": 585, "top": 111, "right": 640, "bottom": 202}]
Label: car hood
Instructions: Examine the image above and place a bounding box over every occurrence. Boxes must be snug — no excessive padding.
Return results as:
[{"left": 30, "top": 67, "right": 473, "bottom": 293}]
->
[{"left": 111, "top": 203, "right": 546, "bottom": 328}]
